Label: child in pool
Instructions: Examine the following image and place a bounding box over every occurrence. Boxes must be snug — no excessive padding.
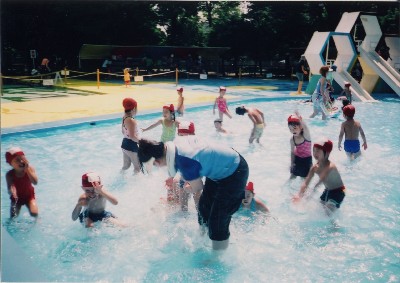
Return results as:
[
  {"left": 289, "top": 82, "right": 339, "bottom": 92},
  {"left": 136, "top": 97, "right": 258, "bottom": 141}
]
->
[
  {"left": 241, "top": 182, "right": 269, "bottom": 213},
  {"left": 176, "top": 86, "right": 185, "bottom": 116},
  {"left": 142, "top": 104, "right": 180, "bottom": 142},
  {"left": 214, "top": 118, "right": 228, "bottom": 134},
  {"left": 213, "top": 86, "right": 232, "bottom": 121},
  {"left": 72, "top": 172, "right": 119, "bottom": 228},
  {"left": 123, "top": 68, "right": 131, "bottom": 88},
  {"left": 338, "top": 105, "right": 367, "bottom": 160},
  {"left": 121, "top": 98, "right": 141, "bottom": 174},
  {"left": 235, "top": 106, "right": 266, "bottom": 144},
  {"left": 338, "top": 82, "right": 352, "bottom": 104},
  {"left": 5, "top": 147, "right": 39, "bottom": 219},
  {"left": 288, "top": 112, "right": 312, "bottom": 179},
  {"left": 293, "top": 138, "right": 346, "bottom": 215},
  {"left": 165, "top": 121, "right": 198, "bottom": 211}
]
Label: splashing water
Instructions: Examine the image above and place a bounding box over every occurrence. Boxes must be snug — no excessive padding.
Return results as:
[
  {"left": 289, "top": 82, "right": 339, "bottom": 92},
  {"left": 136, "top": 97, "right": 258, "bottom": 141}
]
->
[{"left": 2, "top": 97, "right": 399, "bottom": 282}]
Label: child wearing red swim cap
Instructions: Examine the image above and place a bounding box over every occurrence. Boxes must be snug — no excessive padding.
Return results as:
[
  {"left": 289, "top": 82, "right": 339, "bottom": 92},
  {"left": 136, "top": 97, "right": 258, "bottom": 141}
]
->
[
  {"left": 5, "top": 147, "right": 39, "bottom": 218},
  {"left": 240, "top": 182, "right": 269, "bottom": 213},
  {"left": 287, "top": 111, "right": 312, "bottom": 179},
  {"left": 72, "top": 172, "right": 121, "bottom": 228},
  {"left": 121, "top": 98, "right": 141, "bottom": 174},
  {"left": 142, "top": 104, "right": 180, "bottom": 143},
  {"left": 293, "top": 138, "right": 346, "bottom": 216},
  {"left": 338, "top": 105, "right": 367, "bottom": 160}
]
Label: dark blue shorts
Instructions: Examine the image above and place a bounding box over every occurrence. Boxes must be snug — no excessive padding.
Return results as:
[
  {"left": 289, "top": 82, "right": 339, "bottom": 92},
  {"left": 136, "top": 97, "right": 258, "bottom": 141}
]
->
[
  {"left": 79, "top": 210, "right": 114, "bottom": 223},
  {"left": 296, "top": 72, "right": 304, "bottom": 81},
  {"left": 198, "top": 154, "right": 249, "bottom": 241},
  {"left": 121, "top": 138, "right": 138, "bottom": 152},
  {"left": 344, "top": 140, "right": 360, "bottom": 153},
  {"left": 320, "top": 187, "right": 346, "bottom": 208},
  {"left": 291, "top": 155, "right": 312, "bottom": 178}
]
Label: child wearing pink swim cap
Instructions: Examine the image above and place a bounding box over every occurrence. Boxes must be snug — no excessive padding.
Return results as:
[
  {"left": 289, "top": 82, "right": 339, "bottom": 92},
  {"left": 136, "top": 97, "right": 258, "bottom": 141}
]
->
[
  {"left": 338, "top": 105, "right": 367, "bottom": 160},
  {"left": 293, "top": 138, "right": 347, "bottom": 216},
  {"left": 5, "top": 147, "right": 39, "bottom": 218}
]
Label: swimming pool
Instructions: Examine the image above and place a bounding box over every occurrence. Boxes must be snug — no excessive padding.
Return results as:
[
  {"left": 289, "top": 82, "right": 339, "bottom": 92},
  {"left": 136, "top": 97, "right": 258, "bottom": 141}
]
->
[{"left": 2, "top": 96, "right": 399, "bottom": 282}]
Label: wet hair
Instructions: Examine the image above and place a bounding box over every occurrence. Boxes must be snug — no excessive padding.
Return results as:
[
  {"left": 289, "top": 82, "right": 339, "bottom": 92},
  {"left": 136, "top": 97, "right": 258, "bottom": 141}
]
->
[
  {"left": 138, "top": 139, "right": 165, "bottom": 163},
  {"left": 341, "top": 99, "right": 350, "bottom": 109},
  {"left": 214, "top": 119, "right": 222, "bottom": 124},
  {"left": 235, "top": 106, "right": 246, "bottom": 115},
  {"left": 319, "top": 66, "right": 329, "bottom": 77}
]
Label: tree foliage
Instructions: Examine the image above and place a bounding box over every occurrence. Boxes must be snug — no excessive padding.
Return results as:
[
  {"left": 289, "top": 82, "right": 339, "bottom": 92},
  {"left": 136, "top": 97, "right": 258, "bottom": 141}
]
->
[{"left": 1, "top": 0, "right": 398, "bottom": 69}]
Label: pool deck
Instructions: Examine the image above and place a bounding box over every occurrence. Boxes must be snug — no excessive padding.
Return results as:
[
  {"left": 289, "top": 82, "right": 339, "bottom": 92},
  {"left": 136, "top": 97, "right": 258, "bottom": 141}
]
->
[
  {"left": 1, "top": 84, "right": 219, "bottom": 130},
  {"left": 1, "top": 81, "right": 308, "bottom": 133}
]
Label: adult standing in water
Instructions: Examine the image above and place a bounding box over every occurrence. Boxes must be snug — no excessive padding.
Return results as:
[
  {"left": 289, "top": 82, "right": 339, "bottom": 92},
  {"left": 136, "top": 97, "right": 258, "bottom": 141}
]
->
[
  {"left": 137, "top": 136, "right": 249, "bottom": 250},
  {"left": 309, "top": 66, "right": 330, "bottom": 120},
  {"left": 121, "top": 98, "right": 141, "bottom": 174},
  {"left": 295, "top": 55, "right": 308, "bottom": 94}
]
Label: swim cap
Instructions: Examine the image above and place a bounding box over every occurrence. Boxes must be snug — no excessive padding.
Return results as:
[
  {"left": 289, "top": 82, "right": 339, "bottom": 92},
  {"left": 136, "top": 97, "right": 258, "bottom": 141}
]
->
[
  {"left": 82, "top": 172, "right": 101, "bottom": 188},
  {"left": 5, "top": 147, "right": 24, "bottom": 164},
  {"left": 122, "top": 98, "right": 137, "bottom": 111},
  {"left": 287, "top": 115, "right": 300, "bottom": 123},
  {"left": 344, "top": 82, "right": 351, "bottom": 87},
  {"left": 178, "top": 121, "right": 195, "bottom": 135},
  {"left": 163, "top": 104, "right": 175, "bottom": 112},
  {"left": 246, "top": 182, "right": 254, "bottom": 193},
  {"left": 313, "top": 138, "right": 333, "bottom": 153},
  {"left": 343, "top": 104, "right": 355, "bottom": 118},
  {"left": 177, "top": 86, "right": 183, "bottom": 92},
  {"left": 219, "top": 86, "right": 226, "bottom": 91}
]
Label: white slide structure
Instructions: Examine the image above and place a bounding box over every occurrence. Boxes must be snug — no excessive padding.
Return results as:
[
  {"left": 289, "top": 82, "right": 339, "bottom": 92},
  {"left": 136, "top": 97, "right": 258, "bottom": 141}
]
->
[
  {"left": 332, "top": 70, "right": 374, "bottom": 102},
  {"left": 359, "top": 47, "right": 400, "bottom": 96}
]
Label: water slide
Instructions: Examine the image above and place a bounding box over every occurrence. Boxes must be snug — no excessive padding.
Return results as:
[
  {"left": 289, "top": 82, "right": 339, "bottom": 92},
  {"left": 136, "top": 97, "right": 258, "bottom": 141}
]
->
[
  {"left": 334, "top": 12, "right": 399, "bottom": 98},
  {"left": 332, "top": 70, "right": 374, "bottom": 102},
  {"left": 359, "top": 46, "right": 400, "bottom": 96}
]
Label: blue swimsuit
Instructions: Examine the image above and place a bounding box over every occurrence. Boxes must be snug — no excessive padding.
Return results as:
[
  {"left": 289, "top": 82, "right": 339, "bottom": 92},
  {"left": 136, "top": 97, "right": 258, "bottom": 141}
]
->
[{"left": 344, "top": 140, "right": 360, "bottom": 153}]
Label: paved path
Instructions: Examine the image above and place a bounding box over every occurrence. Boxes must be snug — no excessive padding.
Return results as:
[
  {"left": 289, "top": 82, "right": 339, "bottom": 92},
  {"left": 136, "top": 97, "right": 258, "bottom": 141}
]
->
[{"left": 1, "top": 84, "right": 219, "bottom": 129}]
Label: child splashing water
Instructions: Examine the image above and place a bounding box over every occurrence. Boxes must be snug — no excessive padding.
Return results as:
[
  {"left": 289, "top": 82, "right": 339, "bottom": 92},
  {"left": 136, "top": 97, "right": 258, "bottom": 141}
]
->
[
  {"left": 213, "top": 86, "right": 232, "bottom": 121},
  {"left": 72, "top": 172, "right": 120, "bottom": 228},
  {"left": 288, "top": 112, "right": 312, "bottom": 179},
  {"left": 293, "top": 138, "right": 346, "bottom": 217},
  {"left": 142, "top": 104, "right": 180, "bottom": 143},
  {"left": 5, "top": 147, "right": 39, "bottom": 219}
]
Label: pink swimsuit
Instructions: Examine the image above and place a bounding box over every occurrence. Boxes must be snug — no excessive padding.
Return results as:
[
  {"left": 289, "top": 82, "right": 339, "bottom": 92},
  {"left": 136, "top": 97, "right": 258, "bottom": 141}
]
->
[
  {"left": 217, "top": 98, "right": 227, "bottom": 112},
  {"left": 293, "top": 138, "right": 311, "bottom": 158}
]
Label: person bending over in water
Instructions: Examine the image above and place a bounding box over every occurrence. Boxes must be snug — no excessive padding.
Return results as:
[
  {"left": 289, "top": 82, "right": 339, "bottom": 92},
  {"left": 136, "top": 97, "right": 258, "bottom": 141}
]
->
[{"left": 236, "top": 106, "right": 266, "bottom": 144}]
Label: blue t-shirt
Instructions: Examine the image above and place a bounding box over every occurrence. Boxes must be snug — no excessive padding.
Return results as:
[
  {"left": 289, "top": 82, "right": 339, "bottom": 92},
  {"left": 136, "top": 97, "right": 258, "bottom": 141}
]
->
[{"left": 174, "top": 136, "right": 240, "bottom": 181}]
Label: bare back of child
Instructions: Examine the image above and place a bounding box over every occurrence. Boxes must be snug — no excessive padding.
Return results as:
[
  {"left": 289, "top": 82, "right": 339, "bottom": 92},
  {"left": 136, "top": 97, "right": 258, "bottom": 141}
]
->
[{"left": 338, "top": 105, "right": 367, "bottom": 160}]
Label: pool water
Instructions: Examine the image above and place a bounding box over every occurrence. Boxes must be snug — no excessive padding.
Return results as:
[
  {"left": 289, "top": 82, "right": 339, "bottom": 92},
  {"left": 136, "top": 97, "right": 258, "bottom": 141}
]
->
[{"left": 2, "top": 96, "right": 400, "bottom": 282}]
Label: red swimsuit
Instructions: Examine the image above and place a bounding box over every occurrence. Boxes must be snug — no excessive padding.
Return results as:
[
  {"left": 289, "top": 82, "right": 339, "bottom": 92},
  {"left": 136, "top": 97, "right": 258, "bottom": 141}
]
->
[{"left": 9, "top": 170, "right": 35, "bottom": 205}]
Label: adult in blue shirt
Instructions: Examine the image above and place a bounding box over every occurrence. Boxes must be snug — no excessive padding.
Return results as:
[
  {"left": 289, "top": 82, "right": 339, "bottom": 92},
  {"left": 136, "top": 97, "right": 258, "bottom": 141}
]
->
[{"left": 138, "top": 136, "right": 249, "bottom": 250}]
